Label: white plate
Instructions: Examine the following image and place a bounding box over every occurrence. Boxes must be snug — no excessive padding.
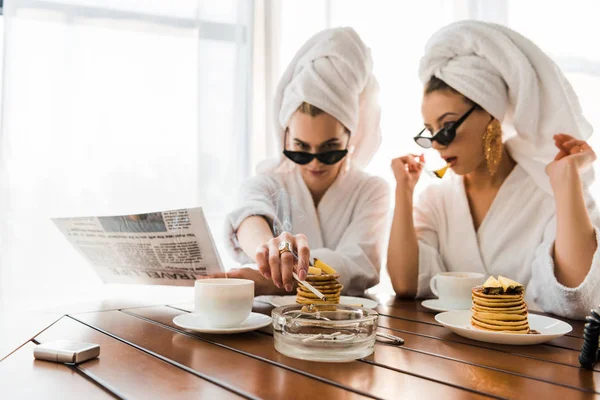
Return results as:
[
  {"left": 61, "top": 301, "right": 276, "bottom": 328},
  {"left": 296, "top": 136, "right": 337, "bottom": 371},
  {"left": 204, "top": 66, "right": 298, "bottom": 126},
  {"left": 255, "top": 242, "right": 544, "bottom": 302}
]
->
[
  {"left": 421, "top": 299, "right": 470, "bottom": 312},
  {"left": 268, "top": 295, "right": 378, "bottom": 309},
  {"left": 173, "top": 312, "right": 272, "bottom": 334},
  {"left": 435, "top": 310, "right": 572, "bottom": 345}
]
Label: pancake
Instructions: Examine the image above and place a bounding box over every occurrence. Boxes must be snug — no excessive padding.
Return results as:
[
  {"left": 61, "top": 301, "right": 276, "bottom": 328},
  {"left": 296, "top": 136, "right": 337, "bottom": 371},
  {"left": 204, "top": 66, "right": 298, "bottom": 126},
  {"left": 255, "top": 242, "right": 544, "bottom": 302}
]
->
[
  {"left": 472, "top": 298, "right": 524, "bottom": 308},
  {"left": 471, "top": 311, "right": 528, "bottom": 321},
  {"left": 304, "top": 274, "right": 340, "bottom": 282},
  {"left": 301, "top": 281, "right": 340, "bottom": 287},
  {"left": 471, "top": 320, "right": 529, "bottom": 334},
  {"left": 472, "top": 287, "right": 522, "bottom": 300},
  {"left": 296, "top": 263, "right": 341, "bottom": 306},
  {"left": 470, "top": 276, "right": 531, "bottom": 334},
  {"left": 298, "top": 287, "right": 342, "bottom": 295},
  {"left": 472, "top": 315, "right": 529, "bottom": 327},
  {"left": 472, "top": 304, "right": 528, "bottom": 314},
  {"left": 297, "top": 297, "right": 341, "bottom": 304},
  {"left": 295, "top": 297, "right": 341, "bottom": 305},
  {"left": 298, "top": 283, "right": 343, "bottom": 290},
  {"left": 472, "top": 294, "right": 523, "bottom": 303},
  {"left": 471, "top": 318, "right": 529, "bottom": 331},
  {"left": 296, "top": 290, "right": 341, "bottom": 300}
]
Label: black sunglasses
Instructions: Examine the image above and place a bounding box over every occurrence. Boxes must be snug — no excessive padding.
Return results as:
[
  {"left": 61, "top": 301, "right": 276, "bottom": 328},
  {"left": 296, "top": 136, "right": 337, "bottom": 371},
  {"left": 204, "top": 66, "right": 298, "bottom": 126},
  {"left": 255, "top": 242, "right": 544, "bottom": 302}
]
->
[
  {"left": 414, "top": 105, "right": 477, "bottom": 149},
  {"left": 282, "top": 130, "right": 349, "bottom": 165},
  {"left": 283, "top": 149, "right": 348, "bottom": 165}
]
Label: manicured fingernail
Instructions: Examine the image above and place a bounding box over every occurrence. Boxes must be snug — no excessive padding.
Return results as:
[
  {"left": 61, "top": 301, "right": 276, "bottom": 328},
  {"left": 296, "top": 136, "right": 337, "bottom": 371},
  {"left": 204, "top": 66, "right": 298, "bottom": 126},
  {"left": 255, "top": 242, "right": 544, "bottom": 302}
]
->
[
  {"left": 285, "top": 284, "right": 292, "bottom": 292},
  {"left": 264, "top": 271, "right": 271, "bottom": 279},
  {"left": 299, "top": 269, "right": 307, "bottom": 280}
]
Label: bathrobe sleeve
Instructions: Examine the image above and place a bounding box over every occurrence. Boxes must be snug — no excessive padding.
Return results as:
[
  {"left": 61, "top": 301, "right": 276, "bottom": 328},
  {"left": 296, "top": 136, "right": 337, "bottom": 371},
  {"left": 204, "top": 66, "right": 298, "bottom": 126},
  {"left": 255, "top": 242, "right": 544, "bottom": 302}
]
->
[
  {"left": 414, "top": 184, "right": 448, "bottom": 298},
  {"left": 311, "top": 176, "right": 390, "bottom": 296},
  {"left": 224, "top": 175, "right": 280, "bottom": 264},
  {"left": 528, "top": 189, "right": 600, "bottom": 320}
]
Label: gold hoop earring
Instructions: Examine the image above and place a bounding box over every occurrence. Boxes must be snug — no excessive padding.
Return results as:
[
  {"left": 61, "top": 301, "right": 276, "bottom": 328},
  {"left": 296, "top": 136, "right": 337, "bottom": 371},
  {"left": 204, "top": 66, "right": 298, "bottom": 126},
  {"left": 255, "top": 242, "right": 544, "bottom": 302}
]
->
[{"left": 483, "top": 119, "right": 503, "bottom": 177}]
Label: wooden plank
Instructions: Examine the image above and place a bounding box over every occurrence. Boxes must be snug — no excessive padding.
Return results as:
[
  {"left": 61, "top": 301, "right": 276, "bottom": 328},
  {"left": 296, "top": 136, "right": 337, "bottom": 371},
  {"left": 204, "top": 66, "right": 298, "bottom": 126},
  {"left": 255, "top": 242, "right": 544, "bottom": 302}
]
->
[
  {"left": 34, "top": 317, "right": 243, "bottom": 400},
  {"left": 377, "top": 303, "right": 585, "bottom": 348},
  {"left": 380, "top": 298, "right": 586, "bottom": 338},
  {"left": 363, "top": 346, "right": 596, "bottom": 400},
  {"left": 129, "top": 306, "right": 594, "bottom": 400},
  {"left": 169, "top": 302, "right": 584, "bottom": 352},
  {"left": 373, "top": 324, "right": 598, "bottom": 394},
  {"left": 377, "top": 315, "right": 593, "bottom": 371},
  {"left": 0, "top": 341, "right": 115, "bottom": 399},
  {"left": 71, "top": 310, "right": 372, "bottom": 400},
  {"left": 120, "top": 307, "right": 490, "bottom": 399},
  {"left": 170, "top": 302, "right": 586, "bottom": 363}
]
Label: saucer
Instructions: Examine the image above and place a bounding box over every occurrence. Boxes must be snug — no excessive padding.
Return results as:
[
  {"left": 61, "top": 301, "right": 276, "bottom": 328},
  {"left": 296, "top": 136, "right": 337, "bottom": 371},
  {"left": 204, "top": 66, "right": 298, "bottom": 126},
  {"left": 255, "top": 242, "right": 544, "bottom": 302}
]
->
[
  {"left": 268, "top": 295, "right": 378, "bottom": 309},
  {"left": 421, "top": 299, "right": 471, "bottom": 312},
  {"left": 173, "top": 312, "right": 272, "bottom": 334},
  {"left": 435, "top": 310, "right": 572, "bottom": 345}
]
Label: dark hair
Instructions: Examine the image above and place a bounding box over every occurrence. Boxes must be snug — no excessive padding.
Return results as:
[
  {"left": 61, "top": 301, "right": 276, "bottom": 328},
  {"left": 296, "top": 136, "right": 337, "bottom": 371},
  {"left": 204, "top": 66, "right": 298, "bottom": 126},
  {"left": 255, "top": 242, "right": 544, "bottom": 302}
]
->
[
  {"left": 424, "top": 76, "right": 482, "bottom": 110},
  {"left": 297, "top": 102, "right": 324, "bottom": 116},
  {"left": 296, "top": 102, "right": 351, "bottom": 134}
]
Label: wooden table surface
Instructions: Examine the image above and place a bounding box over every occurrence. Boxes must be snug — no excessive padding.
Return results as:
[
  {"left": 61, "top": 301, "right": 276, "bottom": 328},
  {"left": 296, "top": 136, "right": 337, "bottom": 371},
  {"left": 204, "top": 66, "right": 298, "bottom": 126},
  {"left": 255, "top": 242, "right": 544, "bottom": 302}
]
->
[{"left": 1, "top": 296, "right": 597, "bottom": 399}]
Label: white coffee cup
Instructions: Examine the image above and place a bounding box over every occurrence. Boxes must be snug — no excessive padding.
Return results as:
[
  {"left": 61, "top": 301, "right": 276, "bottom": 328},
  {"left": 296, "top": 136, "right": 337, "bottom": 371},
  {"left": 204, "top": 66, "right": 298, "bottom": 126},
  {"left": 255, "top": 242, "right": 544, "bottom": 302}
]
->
[
  {"left": 194, "top": 278, "right": 254, "bottom": 327},
  {"left": 429, "top": 272, "right": 486, "bottom": 309}
]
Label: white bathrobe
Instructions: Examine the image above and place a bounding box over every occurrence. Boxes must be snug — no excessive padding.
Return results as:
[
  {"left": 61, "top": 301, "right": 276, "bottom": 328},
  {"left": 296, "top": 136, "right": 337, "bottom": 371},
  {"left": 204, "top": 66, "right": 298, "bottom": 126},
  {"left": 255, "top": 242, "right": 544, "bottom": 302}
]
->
[
  {"left": 224, "top": 167, "right": 390, "bottom": 296},
  {"left": 415, "top": 164, "right": 600, "bottom": 319}
]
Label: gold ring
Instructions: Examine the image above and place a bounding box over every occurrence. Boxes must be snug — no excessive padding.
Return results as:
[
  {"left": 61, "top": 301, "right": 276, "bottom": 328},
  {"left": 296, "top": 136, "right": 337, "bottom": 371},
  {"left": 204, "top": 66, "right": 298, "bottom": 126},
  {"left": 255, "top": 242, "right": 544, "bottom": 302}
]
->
[{"left": 278, "top": 240, "right": 292, "bottom": 256}]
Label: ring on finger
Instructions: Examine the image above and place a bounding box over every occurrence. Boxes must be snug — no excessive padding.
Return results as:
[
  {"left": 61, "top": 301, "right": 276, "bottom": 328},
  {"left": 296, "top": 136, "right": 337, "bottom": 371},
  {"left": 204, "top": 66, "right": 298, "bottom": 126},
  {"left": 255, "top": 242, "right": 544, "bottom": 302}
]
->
[{"left": 278, "top": 240, "right": 293, "bottom": 256}]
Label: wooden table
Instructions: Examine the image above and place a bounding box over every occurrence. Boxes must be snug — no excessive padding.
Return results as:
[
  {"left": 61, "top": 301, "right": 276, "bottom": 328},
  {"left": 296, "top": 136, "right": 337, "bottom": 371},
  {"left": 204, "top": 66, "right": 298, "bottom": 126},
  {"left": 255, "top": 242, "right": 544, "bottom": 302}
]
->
[{"left": 1, "top": 297, "right": 597, "bottom": 399}]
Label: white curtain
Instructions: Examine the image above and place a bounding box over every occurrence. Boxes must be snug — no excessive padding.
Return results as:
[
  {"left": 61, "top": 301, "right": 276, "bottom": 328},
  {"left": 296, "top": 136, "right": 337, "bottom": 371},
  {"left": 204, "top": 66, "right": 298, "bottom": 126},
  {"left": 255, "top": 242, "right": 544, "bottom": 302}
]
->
[{"left": 0, "top": 0, "right": 253, "bottom": 310}]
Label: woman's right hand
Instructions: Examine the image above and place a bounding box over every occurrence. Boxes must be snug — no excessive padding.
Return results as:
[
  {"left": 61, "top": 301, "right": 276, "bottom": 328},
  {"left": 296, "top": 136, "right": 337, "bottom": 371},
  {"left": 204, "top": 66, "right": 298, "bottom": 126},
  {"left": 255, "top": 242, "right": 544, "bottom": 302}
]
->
[
  {"left": 255, "top": 231, "right": 311, "bottom": 292},
  {"left": 391, "top": 154, "right": 424, "bottom": 193}
]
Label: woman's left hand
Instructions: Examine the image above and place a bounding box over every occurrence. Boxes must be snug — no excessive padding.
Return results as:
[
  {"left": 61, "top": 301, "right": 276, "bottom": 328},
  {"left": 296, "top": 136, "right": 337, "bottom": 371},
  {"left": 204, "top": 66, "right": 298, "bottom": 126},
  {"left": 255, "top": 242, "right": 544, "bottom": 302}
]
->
[{"left": 546, "top": 133, "right": 596, "bottom": 182}]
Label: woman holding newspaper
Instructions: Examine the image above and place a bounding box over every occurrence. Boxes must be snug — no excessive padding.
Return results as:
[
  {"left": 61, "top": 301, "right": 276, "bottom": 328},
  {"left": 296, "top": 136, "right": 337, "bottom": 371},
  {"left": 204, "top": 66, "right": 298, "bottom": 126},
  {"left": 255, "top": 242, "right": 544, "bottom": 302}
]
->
[{"left": 217, "top": 28, "right": 389, "bottom": 296}]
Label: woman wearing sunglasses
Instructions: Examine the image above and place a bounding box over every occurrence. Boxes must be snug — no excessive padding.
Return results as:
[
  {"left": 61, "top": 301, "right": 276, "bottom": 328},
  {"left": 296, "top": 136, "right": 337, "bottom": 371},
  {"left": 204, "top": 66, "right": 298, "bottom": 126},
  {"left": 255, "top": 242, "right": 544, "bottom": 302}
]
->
[
  {"left": 388, "top": 21, "right": 600, "bottom": 319},
  {"left": 219, "top": 28, "right": 389, "bottom": 296}
]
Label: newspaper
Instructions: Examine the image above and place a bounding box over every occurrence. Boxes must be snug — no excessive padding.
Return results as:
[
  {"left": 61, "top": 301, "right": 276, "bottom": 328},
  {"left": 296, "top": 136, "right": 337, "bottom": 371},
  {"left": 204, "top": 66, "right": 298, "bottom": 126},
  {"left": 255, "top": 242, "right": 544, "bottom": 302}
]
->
[{"left": 52, "top": 207, "right": 225, "bottom": 286}]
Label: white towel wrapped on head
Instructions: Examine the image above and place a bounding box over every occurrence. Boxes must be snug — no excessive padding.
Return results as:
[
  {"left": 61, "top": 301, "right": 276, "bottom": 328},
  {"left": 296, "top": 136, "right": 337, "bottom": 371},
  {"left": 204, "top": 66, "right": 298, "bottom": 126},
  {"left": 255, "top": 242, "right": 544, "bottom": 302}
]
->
[
  {"left": 259, "top": 27, "right": 381, "bottom": 173},
  {"left": 419, "top": 20, "right": 594, "bottom": 194}
]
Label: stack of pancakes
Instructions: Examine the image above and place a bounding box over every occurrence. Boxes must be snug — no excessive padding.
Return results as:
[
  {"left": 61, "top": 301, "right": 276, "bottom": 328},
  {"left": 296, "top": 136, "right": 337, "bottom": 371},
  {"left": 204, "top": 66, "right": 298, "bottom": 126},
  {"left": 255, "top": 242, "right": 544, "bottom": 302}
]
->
[
  {"left": 471, "top": 276, "right": 530, "bottom": 334},
  {"left": 296, "top": 274, "right": 343, "bottom": 306}
]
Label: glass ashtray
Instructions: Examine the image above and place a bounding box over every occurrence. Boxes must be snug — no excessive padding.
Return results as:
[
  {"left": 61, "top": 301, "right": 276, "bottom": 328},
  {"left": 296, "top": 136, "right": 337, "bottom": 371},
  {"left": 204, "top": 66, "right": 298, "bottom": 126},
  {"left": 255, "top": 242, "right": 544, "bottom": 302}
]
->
[{"left": 272, "top": 304, "right": 378, "bottom": 362}]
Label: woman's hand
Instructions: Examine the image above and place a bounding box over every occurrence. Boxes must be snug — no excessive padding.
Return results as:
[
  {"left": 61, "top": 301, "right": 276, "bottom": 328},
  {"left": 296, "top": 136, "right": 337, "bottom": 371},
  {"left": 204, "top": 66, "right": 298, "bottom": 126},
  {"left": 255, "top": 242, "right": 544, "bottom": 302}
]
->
[
  {"left": 391, "top": 154, "right": 424, "bottom": 194},
  {"left": 545, "top": 134, "right": 597, "bottom": 289},
  {"left": 546, "top": 134, "right": 596, "bottom": 185},
  {"left": 255, "top": 232, "right": 311, "bottom": 292}
]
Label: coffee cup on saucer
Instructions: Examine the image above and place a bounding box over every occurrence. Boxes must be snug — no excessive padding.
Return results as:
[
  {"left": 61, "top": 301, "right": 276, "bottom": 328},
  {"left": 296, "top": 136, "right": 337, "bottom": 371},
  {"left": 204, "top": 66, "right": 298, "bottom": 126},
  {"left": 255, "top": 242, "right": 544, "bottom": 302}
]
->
[
  {"left": 428, "top": 272, "right": 485, "bottom": 310},
  {"left": 193, "top": 278, "right": 254, "bottom": 327}
]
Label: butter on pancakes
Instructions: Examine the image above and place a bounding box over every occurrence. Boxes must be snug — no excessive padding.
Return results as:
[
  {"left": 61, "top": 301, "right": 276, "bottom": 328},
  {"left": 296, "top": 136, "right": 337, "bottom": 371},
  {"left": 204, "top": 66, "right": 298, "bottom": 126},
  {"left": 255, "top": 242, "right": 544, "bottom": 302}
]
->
[{"left": 471, "top": 276, "right": 531, "bottom": 334}]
